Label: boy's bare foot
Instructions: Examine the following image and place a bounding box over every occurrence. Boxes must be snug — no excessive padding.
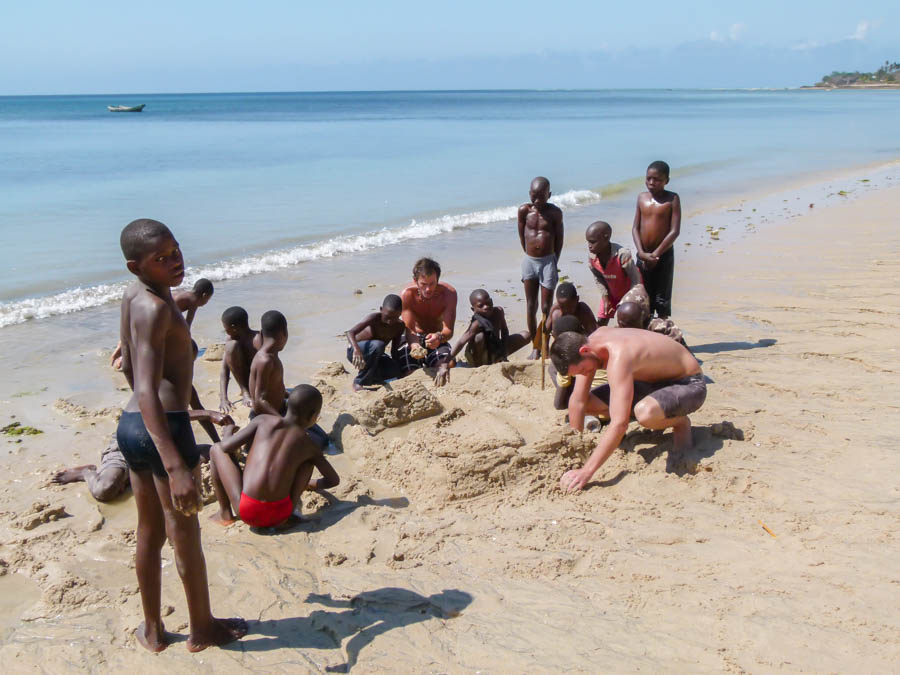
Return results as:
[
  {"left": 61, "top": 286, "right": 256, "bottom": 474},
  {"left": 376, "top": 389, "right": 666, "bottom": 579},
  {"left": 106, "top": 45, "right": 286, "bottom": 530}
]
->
[
  {"left": 672, "top": 418, "right": 693, "bottom": 453},
  {"left": 51, "top": 465, "right": 95, "bottom": 484},
  {"left": 527, "top": 348, "right": 541, "bottom": 360},
  {"left": 135, "top": 620, "right": 171, "bottom": 653},
  {"left": 186, "top": 617, "right": 247, "bottom": 652},
  {"left": 210, "top": 511, "right": 237, "bottom": 526}
]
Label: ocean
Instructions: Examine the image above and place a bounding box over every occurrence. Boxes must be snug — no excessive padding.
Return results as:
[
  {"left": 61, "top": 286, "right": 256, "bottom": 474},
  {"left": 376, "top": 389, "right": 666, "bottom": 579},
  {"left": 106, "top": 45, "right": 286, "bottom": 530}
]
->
[{"left": 1, "top": 88, "right": 898, "bottom": 327}]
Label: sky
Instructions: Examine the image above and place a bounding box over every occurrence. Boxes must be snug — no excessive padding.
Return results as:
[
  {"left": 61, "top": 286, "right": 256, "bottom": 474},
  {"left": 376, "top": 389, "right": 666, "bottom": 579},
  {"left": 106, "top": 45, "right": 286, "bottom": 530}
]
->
[{"left": 1, "top": 1, "right": 898, "bottom": 94}]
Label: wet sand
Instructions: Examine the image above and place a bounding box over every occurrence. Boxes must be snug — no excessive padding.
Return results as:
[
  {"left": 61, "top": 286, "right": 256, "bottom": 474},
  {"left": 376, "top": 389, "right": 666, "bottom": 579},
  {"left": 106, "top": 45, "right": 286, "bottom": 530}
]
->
[{"left": 0, "top": 161, "right": 898, "bottom": 671}]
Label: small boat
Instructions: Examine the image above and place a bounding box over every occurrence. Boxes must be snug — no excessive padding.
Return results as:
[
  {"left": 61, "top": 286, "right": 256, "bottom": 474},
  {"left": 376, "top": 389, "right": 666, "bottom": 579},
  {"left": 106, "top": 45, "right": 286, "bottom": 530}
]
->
[{"left": 107, "top": 104, "right": 145, "bottom": 112}]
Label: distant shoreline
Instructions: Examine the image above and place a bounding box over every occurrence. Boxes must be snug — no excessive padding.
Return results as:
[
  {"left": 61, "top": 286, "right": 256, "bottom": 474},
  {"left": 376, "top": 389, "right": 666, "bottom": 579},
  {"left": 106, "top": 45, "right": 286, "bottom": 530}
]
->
[{"left": 801, "top": 83, "right": 900, "bottom": 90}]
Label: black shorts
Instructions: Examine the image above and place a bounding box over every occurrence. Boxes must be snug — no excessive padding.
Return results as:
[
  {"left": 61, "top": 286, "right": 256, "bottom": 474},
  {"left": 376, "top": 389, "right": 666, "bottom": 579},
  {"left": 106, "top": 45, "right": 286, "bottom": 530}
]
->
[
  {"left": 116, "top": 411, "right": 200, "bottom": 478},
  {"left": 591, "top": 373, "right": 706, "bottom": 419}
]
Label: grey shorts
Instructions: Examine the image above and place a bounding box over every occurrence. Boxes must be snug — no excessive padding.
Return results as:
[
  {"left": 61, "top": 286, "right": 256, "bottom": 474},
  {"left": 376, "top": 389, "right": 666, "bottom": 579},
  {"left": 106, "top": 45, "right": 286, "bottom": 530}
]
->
[
  {"left": 99, "top": 436, "right": 129, "bottom": 473},
  {"left": 592, "top": 372, "right": 707, "bottom": 419},
  {"left": 521, "top": 254, "right": 558, "bottom": 290}
]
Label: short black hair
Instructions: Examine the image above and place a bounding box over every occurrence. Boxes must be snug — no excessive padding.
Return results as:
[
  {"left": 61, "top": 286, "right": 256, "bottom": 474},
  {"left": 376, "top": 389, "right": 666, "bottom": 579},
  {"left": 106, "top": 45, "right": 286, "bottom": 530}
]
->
[
  {"left": 469, "top": 288, "right": 490, "bottom": 304},
  {"left": 221, "top": 306, "right": 249, "bottom": 327},
  {"left": 382, "top": 294, "right": 402, "bottom": 311},
  {"left": 260, "top": 310, "right": 287, "bottom": 337},
  {"left": 193, "top": 278, "right": 214, "bottom": 296},
  {"left": 120, "top": 218, "right": 172, "bottom": 260},
  {"left": 549, "top": 331, "right": 588, "bottom": 374},
  {"left": 287, "top": 384, "right": 323, "bottom": 423},
  {"left": 530, "top": 176, "right": 550, "bottom": 191},
  {"left": 552, "top": 314, "right": 583, "bottom": 338},
  {"left": 615, "top": 301, "right": 644, "bottom": 329},
  {"left": 647, "top": 160, "right": 670, "bottom": 178},
  {"left": 413, "top": 257, "right": 441, "bottom": 280},
  {"left": 556, "top": 282, "right": 577, "bottom": 300}
]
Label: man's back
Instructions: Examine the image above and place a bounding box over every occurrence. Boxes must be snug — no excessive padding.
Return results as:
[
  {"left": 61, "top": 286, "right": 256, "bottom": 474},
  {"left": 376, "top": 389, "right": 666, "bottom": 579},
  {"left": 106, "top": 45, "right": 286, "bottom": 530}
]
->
[
  {"left": 589, "top": 327, "right": 699, "bottom": 382},
  {"left": 242, "top": 416, "right": 316, "bottom": 501},
  {"left": 120, "top": 282, "right": 194, "bottom": 412}
]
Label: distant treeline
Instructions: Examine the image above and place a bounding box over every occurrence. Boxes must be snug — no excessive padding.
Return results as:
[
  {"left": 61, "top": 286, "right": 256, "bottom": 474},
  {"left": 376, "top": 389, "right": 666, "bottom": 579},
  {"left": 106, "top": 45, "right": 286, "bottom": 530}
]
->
[{"left": 816, "top": 60, "right": 899, "bottom": 86}]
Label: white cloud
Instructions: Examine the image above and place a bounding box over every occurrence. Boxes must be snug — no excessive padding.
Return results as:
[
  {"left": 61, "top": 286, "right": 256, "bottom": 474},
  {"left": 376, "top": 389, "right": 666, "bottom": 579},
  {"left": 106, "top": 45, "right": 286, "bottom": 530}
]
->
[
  {"left": 710, "top": 23, "right": 746, "bottom": 43},
  {"left": 851, "top": 20, "right": 871, "bottom": 41}
]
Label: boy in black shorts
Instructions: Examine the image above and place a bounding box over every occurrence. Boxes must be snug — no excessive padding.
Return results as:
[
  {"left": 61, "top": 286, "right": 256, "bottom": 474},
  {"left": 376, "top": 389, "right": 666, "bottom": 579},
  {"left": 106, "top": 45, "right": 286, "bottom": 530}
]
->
[{"left": 116, "top": 218, "right": 246, "bottom": 653}]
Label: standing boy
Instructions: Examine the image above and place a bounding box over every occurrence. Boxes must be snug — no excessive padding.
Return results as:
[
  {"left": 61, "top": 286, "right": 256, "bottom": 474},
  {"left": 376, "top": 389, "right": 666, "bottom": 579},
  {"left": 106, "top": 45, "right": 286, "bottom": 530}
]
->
[
  {"left": 209, "top": 385, "right": 339, "bottom": 529},
  {"left": 346, "top": 294, "right": 405, "bottom": 391},
  {"left": 116, "top": 218, "right": 245, "bottom": 652},
  {"left": 434, "top": 289, "right": 530, "bottom": 386},
  {"left": 518, "top": 176, "right": 564, "bottom": 359},
  {"left": 219, "top": 306, "right": 260, "bottom": 413},
  {"left": 585, "top": 221, "right": 643, "bottom": 325},
  {"left": 632, "top": 161, "right": 681, "bottom": 318}
]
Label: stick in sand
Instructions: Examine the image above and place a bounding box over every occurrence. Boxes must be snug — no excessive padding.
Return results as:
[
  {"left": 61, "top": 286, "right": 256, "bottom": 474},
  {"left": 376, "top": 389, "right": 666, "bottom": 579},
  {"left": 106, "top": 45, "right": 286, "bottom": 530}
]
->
[{"left": 541, "top": 314, "right": 548, "bottom": 390}]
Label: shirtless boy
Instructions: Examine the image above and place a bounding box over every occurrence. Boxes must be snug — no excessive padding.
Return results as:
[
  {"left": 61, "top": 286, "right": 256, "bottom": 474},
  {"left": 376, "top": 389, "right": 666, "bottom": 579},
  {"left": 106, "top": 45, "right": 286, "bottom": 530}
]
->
[
  {"left": 586, "top": 221, "right": 643, "bottom": 325},
  {"left": 176, "top": 278, "right": 214, "bottom": 327},
  {"left": 518, "top": 176, "right": 564, "bottom": 358},
  {"left": 209, "top": 385, "right": 339, "bottom": 529},
  {"left": 346, "top": 294, "right": 405, "bottom": 391},
  {"left": 115, "top": 218, "right": 245, "bottom": 652},
  {"left": 551, "top": 327, "right": 706, "bottom": 492},
  {"left": 249, "top": 310, "right": 288, "bottom": 417},
  {"left": 547, "top": 314, "right": 588, "bottom": 410},
  {"left": 399, "top": 258, "right": 457, "bottom": 375},
  {"left": 434, "top": 289, "right": 530, "bottom": 387},
  {"left": 544, "top": 282, "right": 598, "bottom": 338},
  {"left": 632, "top": 161, "right": 681, "bottom": 319},
  {"left": 219, "top": 306, "right": 260, "bottom": 412}
]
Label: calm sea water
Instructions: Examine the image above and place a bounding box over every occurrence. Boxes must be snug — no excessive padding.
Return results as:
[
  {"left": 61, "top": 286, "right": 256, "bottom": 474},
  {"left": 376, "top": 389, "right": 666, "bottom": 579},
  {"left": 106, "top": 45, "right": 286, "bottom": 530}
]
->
[{"left": 1, "top": 89, "right": 898, "bottom": 326}]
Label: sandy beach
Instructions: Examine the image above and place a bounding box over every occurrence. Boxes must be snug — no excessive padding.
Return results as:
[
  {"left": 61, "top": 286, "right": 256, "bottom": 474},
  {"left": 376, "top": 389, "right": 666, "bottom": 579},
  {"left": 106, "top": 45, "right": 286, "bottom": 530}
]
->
[{"left": 1, "top": 162, "right": 899, "bottom": 672}]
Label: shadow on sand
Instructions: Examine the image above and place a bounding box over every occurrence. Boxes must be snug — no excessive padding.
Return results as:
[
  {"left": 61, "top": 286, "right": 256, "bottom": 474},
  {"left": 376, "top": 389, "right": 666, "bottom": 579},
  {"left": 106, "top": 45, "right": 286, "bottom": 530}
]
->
[
  {"left": 582, "top": 421, "right": 747, "bottom": 489},
  {"left": 252, "top": 493, "right": 409, "bottom": 536},
  {"left": 691, "top": 338, "right": 777, "bottom": 354},
  {"left": 234, "top": 587, "right": 473, "bottom": 672}
]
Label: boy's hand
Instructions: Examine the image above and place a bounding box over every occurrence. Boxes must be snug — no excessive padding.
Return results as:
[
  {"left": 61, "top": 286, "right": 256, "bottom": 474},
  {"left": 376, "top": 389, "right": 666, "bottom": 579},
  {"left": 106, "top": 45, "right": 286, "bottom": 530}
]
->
[
  {"left": 210, "top": 412, "right": 234, "bottom": 426},
  {"left": 219, "top": 398, "right": 234, "bottom": 414},
  {"left": 242, "top": 393, "right": 253, "bottom": 408},
  {"left": 424, "top": 333, "right": 441, "bottom": 350},
  {"left": 169, "top": 466, "right": 201, "bottom": 515},
  {"left": 352, "top": 349, "right": 366, "bottom": 370},
  {"left": 434, "top": 364, "right": 450, "bottom": 387}
]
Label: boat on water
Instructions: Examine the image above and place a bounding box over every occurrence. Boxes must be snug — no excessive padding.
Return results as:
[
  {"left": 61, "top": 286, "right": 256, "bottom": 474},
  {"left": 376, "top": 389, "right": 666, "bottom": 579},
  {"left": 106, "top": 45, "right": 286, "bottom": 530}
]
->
[{"left": 107, "top": 104, "right": 145, "bottom": 112}]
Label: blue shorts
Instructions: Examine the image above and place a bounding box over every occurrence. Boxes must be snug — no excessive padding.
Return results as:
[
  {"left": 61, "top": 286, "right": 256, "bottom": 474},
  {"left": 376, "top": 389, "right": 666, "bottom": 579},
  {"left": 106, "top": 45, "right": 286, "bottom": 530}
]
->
[{"left": 521, "top": 254, "right": 558, "bottom": 290}]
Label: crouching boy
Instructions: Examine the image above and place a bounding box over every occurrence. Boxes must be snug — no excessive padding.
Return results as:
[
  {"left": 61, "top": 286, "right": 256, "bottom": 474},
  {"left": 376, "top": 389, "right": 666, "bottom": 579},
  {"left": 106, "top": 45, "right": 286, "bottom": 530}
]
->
[{"left": 209, "top": 385, "right": 339, "bottom": 529}]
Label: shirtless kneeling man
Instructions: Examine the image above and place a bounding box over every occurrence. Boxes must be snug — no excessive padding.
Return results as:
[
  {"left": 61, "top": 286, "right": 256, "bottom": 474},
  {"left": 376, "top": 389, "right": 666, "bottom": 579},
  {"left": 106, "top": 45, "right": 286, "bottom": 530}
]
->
[{"left": 550, "top": 327, "right": 706, "bottom": 492}]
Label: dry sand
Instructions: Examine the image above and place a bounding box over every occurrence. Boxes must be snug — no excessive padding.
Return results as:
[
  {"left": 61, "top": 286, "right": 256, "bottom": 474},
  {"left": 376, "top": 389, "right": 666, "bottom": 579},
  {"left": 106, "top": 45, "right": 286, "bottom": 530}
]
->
[{"left": 1, "top": 168, "right": 899, "bottom": 672}]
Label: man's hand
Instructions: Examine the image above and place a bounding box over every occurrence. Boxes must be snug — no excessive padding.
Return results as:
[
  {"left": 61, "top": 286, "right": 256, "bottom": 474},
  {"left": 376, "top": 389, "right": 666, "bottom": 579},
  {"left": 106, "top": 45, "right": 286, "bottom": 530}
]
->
[
  {"left": 352, "top": 349, "right": 366, "bottom": 370},
  {"left": 169, "top": 466, "right": 201, "bottom": 515},
  {"left": 434, "top": 364, "right": 450, "bottom": 387},
  {"left": 219, "top": 398, "right": 234, "bottom": 414},
  {"left": 560, "top": 468, "right": 591, "bottom": 493},
  {"left": 424, "top": 333, "right": 441, "bottom": 350}
]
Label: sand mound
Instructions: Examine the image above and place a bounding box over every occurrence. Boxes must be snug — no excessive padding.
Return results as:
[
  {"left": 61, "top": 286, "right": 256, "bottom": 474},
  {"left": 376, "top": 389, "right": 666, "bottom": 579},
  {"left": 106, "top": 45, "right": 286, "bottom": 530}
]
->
[{"left": 53, "top": 398, "right": 121, "bottom": 422}]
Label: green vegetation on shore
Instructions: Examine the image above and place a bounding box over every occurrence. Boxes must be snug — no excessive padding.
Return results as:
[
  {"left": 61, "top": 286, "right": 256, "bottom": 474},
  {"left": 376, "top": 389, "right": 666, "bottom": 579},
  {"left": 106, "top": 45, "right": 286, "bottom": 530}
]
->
[{"left": 814, "top": 61, "right": 899, "bottom": 87}]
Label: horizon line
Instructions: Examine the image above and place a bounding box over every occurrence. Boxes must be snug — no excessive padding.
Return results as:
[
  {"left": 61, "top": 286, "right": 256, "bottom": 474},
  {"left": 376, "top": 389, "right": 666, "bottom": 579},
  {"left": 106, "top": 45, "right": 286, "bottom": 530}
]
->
[{"left": 0, "top": 86, "right": 815, "bottom": 98}]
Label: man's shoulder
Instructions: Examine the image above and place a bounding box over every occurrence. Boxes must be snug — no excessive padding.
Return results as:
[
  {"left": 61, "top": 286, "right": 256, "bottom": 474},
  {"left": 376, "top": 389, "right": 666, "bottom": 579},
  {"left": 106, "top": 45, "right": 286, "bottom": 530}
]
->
[
  {"left": 400, "top": 283, "right": 417, "bottom": 298},
  {"left": 438, "top": 281, "right": 457, "bottom": 295}
]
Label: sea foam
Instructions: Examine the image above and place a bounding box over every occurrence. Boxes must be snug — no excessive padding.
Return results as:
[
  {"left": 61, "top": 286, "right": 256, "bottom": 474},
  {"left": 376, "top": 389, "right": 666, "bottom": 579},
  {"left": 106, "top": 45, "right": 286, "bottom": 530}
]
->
[{"left": 0, "top": 189, "right": 601, "bottom": 328}]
